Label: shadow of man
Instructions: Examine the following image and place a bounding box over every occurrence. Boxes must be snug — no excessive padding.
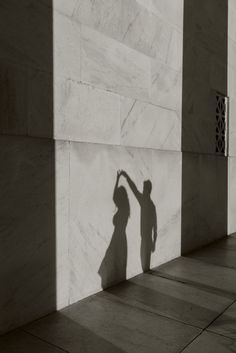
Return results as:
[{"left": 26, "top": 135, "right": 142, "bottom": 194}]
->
[
  {"left": 98, "top": 171, "right": 130, "bottom": 289},
  {"left": 121, "top": 171, "right": 157, "bottom": 272}
]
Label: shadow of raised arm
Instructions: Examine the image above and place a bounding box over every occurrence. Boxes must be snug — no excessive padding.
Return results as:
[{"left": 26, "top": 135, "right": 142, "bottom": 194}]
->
[
  {"left": 113, "top": 171, "right": 121, "bottom": 202},
  {"left": 120, "top": 171, "right": 142, "bottom": 205}
]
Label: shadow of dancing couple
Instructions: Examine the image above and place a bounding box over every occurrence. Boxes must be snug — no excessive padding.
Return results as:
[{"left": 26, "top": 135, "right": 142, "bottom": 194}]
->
[{"left": 98, "top": 170, "right": 157, "bottom": 289}]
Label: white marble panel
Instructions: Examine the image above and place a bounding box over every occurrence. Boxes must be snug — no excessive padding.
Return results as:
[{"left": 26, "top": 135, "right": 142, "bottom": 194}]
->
[
  {"left": 229, "top": 0, "right": 236, "bottom": 12},
  {"left": 150, "top": 60, "right": 182, "bottom": 111},
  {"left": 228, "top": 52, "right": 236, "bottom": 155},
  {"left": 55, "top": 141, "right": 70, "bottom": 309},
  {"left": 228, "top": 38, "right": 236, "bottom": 70},
  {"left": 69, "top": 142, "right": 181, "bottom": 304},
  {"left": 135, "top": 0, "right": 153, "bottom": 11},
  {"left": 228, "top": 8, "right": 236, "bottom": 157},
  {"left": 54, "top": 12, "right": 81, "bottom": 81},
  {"left": 228, "top": 66, "right": 236, "bottom": 99},
  {"left": 150, "top": 0, "right": 184, "bottom": 30},
  {"left": 151, "top": 150, "right": 181, "bottom": 266},
  {"left": 54, "top": 78, "right": 120, "bottom": 145},
  {"left": 228, "top": 4, "right": 236, "bottom": 43},
  {"left": 53, "top": 0, "right": 77, "bottom": 17},
  {"left": 166, "top": 29, "right": 183, "bottom": 72},
  {"left": 228, "top": 157, "right": 236, "bottom": 234},
  {"left": 81, "top": 25, "right": 150, "bottom": 100},
  {"left": 73, "top": 0, "right": 173, "bottom": 60},
  {"left": 228, "top": 98, "right": 236, "bottom": 157},
  {"left": 121, "top": 98, "right": 181, "bottom": 151}
]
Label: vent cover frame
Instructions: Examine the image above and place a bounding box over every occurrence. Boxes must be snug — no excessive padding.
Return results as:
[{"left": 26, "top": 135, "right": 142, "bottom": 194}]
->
[{"left": 216, "top": 92, "right": 229, "bottom": 157}]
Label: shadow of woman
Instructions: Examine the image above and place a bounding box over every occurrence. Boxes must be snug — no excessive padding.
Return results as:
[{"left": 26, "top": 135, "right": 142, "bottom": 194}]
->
[{"left": 98, "top": 171, "right": 130, "bottom": 289}]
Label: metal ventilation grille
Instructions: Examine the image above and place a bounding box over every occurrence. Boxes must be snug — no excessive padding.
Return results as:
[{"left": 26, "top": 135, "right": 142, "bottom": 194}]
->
[{"left": 216, "top": 93, "right": 228, "bottom": 156}]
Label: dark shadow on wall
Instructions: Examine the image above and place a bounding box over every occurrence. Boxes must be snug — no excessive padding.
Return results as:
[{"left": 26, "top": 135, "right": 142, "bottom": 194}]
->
[
  {"left": 99, "top": 171, "right": 157, "bottom": 289},
  {"left": 98, "top": 172, "right": 130, "bottom": 289},
  {"left": 181, "top": 0, "right": 228, "bottom": 254},
  {"left": 121, "top": 171, "right": 157, "bottom": 273},
  {"left": 0, "top": 1, "right": 55, "bottom": 333}
]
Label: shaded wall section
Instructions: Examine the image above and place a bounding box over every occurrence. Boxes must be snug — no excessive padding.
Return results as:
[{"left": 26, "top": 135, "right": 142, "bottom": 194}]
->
[
  {"left": 0, "top": 1, "right": 55, "bottom": 333},
  {"left": 182, "top": 0, "right": 228, "bottom": 253},
  {"left": 228, "top": 0, "right": 236, "bottom": 234}
]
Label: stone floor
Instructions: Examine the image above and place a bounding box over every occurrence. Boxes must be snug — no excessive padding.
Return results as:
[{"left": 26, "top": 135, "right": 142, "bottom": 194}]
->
[{"left": 1, "top": 235, "right": 236, "bottom": 353}]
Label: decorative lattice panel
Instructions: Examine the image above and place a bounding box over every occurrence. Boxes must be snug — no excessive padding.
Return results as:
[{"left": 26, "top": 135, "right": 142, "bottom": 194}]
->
[{"left": 216, "top": 93, "right": 228, "bottom": 156}]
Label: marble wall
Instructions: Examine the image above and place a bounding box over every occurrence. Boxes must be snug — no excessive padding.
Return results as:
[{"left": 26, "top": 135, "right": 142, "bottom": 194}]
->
[
  {"left": 182, "top": 0, "right": 228, "bottom": 155},
  {"left": 0, "top": 0, "right": 55, "bottom": 334},
  {"left": 0, "top": 0, "right": 184, "bottom": 333},
  {"left": 53, "top": 0, "right": 183, "bottom": 150},
  {"left": 1, "top": 0, "right": 233, "bottom": 335},
  {"left": 181, "top": 0, "right": 228, "bottom": 253},
  {"left": 53, "top": 0, "right": 184, "bottom": 306},
  {"left": 228, "top": 0, "right": 236, "bottom": 234},
  {"left": 0, "top": 137, "right": 56, "bottom": 333},
  {"left": 68, "top": 143, "right": 181, "bottom": 303}
]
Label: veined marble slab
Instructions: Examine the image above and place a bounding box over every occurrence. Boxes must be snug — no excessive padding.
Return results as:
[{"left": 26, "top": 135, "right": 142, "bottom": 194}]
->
[
  {"left": 228, "top": 158, "right": 236, "bottom": 235},
  {"left": 55, "top": 141, "right": 70, "bottom": 309},
  {"left": 81, "top": 25, "right": 150, "bottom": 101},
  {"left": 228, "top": 67, "right": 236, "bottom": 102},
  {"left": 229, "top": 0, "right": 236, "bottom": 13},
  {"left": 228, "top": 99, "right": 236, "bottom": 157},
  {"left": 54, "top": 12, "right": 81, "bottom": 81},
  {"left": 228, "top": 38, "right": 236, "bottom": 70},
  {"left": 68, "top": 142, "right": 181, "bottom": 304},
  {"left": 151, "top": 150, "right": 181, "bottom": 266},
  {"left": 166, "top": 29, "right": 182, "bottom": 71},
  {"left": 73, "top": 0, "right": 176, "bottom": 62},
  {"left": 54, "top": 78, "right": 120, "bottom": 145},
  {"left": 53, "top": 0, "right": 77, "bottom": 17},
  {"left": 151, "top": 59, "right": 182, "bottom": 111},
  {"left": 121, "top": 97, "right": 181, "bottom": 151},
  {"left": 228, "top": 7, "right": 236, "bottom": 157},
  {"left": 150, "top": 0, "right": 184, "bottom": 30},
  {"left": 229, "top": 3, "right": 236, "bottom": 45},
  {"left": 228, "top": 65, "right": 236, "bottom": 156}
]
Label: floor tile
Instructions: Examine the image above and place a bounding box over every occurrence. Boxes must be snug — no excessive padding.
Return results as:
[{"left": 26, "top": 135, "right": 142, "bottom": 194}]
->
[
  {"left": 24, "top": 292, "right": 200, "bottom": 353},
  {"left": 208, "top": 301, "right": 236, "bottom": 340},
  {"left": 188, "top": 246, "right": 236, "bottom": 269},
  {"left": 106, "top": 273, "right": 232, "bottom": 328},
  {"left": 210, "top": 234, "right": 236, "bottom": 252},
  {"left": 182, "top": 331, "right": 236, "bottom": 353},
  {"left": 0, "top": 330, "right": 65, "bottom": 353},
  {"left": 152, "top": 257, "right": 236, "bottom": 298}
]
